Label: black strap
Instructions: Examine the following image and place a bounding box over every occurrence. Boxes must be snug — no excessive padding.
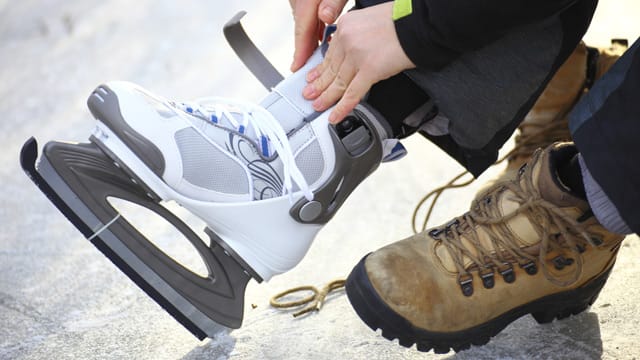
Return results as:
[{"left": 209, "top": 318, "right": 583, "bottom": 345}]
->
[{"left": 223, "top": 11, "right": 284, "bottom": 90}]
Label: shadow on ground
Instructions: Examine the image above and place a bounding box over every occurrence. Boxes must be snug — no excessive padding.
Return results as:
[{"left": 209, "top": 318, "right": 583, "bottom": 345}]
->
[{"left": 444, "top": 311, "right": 602, "bottom": 359}]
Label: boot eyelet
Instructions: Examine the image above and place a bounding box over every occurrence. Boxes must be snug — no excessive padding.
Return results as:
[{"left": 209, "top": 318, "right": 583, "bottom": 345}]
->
[
  {"left": 520, "top": 261, "right": 538, "bottom": 275},
  {"left": 552, "top": 256, "right": 566, "bottom": 270},
  {"left": 480, "top": 272, "right": 495, "bottom": 289},
  {"left": 591, "top": 237, "right": 603, "bottom": 246},
  {"left": 458, "top": 275, "right": 474, "bottom": 297},
  {"left": 500, "top": 266, "right": 516, "bottom": 283},
  {"left": 552, "top": 255, "right": 574, "bottom": 270},
  {"left": 429, "top": 228, "right": 444, "bottom": 238},
  {"left": 445, "top": 219, "right": 460, "bottom": 229},
  {"left": 518, "top": 164, "right": 527, "bottom": 176}
]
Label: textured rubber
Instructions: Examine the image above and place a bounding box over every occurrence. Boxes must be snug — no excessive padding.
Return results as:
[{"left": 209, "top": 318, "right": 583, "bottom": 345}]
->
[{"left": 345, "top": 254, "right": 613, "bottom": 353}]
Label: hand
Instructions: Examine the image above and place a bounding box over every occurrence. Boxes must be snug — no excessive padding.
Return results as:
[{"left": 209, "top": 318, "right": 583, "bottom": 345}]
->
[
  {"left": 302, "top": 2, "right": 415, "bottom": 124},
  {"left": 289, "top": 0, "right": 349, "bottom": 72}
]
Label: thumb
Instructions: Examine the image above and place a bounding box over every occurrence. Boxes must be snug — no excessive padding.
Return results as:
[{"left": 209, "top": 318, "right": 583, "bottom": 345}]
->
[
  {"left": 291, "top": 2, "right": 321, "bottom": 72},
  {"left": 318, "top": 0, "right": 347, "bottom": 24}
]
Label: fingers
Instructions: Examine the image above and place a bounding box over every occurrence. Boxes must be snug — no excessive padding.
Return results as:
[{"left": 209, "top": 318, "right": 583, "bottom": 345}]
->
[
  {"left": 318, "top": 0, "right": 347, "bottom": 24},
  {"left": 329, "top": 72, "right": 372, "bottom": 123},
  {"left": 291, "top": 0, "right": 348, "bottom": 72},
  {"left": 295, "top": 2, "right": 413, "bottom": 124},
  {"left": 304, "top": 49, "right": 372, "bottom": 124},
  {"left": 303, "top": 40, "right": 346, "bottom": 101},
  {"left": 291, "top": 1, "right": 323, "bottom": 72}
]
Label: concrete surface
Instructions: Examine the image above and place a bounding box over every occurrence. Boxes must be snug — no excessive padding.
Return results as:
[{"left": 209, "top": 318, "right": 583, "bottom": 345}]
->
[{"left": 1, "top": 1, "right": 638, "bottom": 359}]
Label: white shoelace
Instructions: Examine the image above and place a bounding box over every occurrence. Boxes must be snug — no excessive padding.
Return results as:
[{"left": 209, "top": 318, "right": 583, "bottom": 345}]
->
[{"left": 179, "top": 97, "right": 314, "bottom": 202}]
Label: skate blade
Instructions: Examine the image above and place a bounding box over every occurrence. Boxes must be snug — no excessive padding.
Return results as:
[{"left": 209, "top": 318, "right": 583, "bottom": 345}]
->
[{"left": 20, "top": 137, "right": 255, "bottom": 340}]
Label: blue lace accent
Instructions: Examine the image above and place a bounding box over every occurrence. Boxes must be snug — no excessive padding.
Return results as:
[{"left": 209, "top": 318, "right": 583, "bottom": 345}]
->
[{"left": 261, "top": 136, "right": 269, "bottom": 156}]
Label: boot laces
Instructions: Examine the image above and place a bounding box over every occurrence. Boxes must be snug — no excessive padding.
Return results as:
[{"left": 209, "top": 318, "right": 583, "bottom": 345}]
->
[
  {"left": 178, "top": 97, "right": 314, "bottom": 202},
  {"left": 429, "top": 150, "right": 598, "bottom": 288},
  {"left": 412, "top": 117, "right": 573, "bottom": 235}
]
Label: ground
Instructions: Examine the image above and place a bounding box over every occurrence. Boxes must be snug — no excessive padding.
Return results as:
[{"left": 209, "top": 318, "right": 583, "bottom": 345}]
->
[{"left": 1, "top": 1, "right": 638, "bottom": 359}]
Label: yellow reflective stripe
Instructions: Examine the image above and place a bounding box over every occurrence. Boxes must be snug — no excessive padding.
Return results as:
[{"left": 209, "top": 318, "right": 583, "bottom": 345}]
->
[{"left": 392, "top": 0, "right": 413, "bottom": 21}]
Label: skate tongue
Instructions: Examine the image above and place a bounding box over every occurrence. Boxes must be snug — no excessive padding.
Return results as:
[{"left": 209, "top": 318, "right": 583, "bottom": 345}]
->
[{"left": 259, "top": 48, "right": 324, "bottom": 133}]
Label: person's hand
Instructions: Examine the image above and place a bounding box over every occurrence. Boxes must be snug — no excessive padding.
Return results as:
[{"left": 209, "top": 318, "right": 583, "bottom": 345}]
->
[
  {"left": 289, "top": 0, "right": 349, "bottom": 72},
  {"left": 302, "top": 2, "right": 415, "bottom": 124}
]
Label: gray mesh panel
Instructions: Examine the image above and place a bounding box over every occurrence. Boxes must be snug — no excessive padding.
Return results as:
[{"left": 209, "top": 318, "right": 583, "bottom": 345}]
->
[
  {"left": 295, "top": 140, "right": 324, "bottom": 185},
  {"left": 175, "top": 128, "right": 249, "bottom": 194}
]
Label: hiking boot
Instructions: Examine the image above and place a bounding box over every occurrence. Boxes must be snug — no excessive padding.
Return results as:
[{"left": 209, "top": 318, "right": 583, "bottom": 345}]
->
[{"left": 346, "top": 142, "right": 624, "bottom": 353}]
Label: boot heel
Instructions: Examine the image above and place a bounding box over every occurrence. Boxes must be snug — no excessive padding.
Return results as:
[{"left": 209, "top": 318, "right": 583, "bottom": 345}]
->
[{"left": 531, "top": 267, "right": 612, "bottom": 324}]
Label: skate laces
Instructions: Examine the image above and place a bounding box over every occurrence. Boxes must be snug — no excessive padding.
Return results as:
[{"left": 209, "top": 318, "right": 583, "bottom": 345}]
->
[
  {"left": 429, "top": 149, "right": 599, "bottom": 290},
  {"left": 179, "top": 98, "right": 314, "bottom": 201}
]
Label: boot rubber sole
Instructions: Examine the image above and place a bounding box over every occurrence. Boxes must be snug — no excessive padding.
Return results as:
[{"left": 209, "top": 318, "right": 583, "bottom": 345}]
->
[{"left": 345, "top": 254, "right": 613, "bottom": 354}]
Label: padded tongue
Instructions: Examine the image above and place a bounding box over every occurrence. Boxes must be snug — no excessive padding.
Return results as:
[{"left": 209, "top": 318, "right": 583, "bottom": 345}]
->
[
  {"left": 535, "top": 144, "right": 587, "bottom": 208},
  {"left": 258, "top": 49, "right": 324, "bottom": 133}
]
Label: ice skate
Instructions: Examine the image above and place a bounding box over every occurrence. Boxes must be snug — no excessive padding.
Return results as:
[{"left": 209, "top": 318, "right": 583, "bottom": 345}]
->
[{"left": 20, "top": 15, "right": 400, "bottom": 339}]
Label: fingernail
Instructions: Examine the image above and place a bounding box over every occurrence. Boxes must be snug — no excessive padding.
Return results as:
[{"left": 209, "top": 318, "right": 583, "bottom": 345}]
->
[
  {"left": 328, "top": 111, "right": 338, "bottom": 124},
  {"left": 306, "top": 69, "right": 319, "bottom": 82},
  {"left": 303, "top": 85, "right": 316, "bottom": 98},
  {"left": 321, "top": 7, "right": 335, "bottom": 21},
  {"left": 312, "top": 98, "right": 323, "bottom": 111}
]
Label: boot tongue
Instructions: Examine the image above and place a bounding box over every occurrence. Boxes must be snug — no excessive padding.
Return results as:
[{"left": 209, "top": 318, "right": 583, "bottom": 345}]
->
[
  {"left": 434, "top": 144, "right": 587, "bottom": 273},
  {"left": 531, "top": 144, "right": 587, "bottom": 208},
  {"left": 259, "top": 49, "right": 325, "bottom": 134}
]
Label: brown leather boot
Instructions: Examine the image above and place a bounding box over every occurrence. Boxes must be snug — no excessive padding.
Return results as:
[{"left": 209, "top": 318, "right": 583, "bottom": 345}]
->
[{"left": 346, "top": 143, "right": 624, "bottom": 353}]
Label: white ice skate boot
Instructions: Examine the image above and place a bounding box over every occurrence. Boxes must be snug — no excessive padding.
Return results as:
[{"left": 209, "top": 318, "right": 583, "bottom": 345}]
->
[
  {"left": 21, "top": 42, "right": 402, "bottom": 339},
  {"left": 87, "top": 45, "right": 397, "bottom": 279}
]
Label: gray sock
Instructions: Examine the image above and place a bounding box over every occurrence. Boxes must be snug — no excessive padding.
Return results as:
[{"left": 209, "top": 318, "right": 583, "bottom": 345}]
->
[{"left": 579, "top": 154, "right": 632, "bottom": 235}]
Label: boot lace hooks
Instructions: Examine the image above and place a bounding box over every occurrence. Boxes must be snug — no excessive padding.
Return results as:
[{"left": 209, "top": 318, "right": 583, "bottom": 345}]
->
[
  {"left": 430, "top": 150, "right": 599, "bottom": 296},
  {"left": 178, "top": 97, "right": 314, "bottom": 202}
]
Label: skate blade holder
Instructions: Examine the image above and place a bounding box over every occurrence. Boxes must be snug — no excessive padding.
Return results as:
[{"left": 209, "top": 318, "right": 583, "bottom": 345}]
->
[
  {"left": 15, "top": 12, "right": 283, "bottom": 341},
  {"left": 20, "top": 138, "right": 267, "bottom": 340}
]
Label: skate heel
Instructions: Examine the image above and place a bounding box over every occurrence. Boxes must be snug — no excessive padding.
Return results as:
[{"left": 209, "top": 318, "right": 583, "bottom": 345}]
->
[
  {"left": 88, "top": 84, "right": 167, "bottom": 179},
  {"left": 531, "top": 265, "right": 613, "bottom": 324}
]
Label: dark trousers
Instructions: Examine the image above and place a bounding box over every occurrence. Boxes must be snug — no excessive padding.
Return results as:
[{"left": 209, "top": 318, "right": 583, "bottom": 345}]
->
[
  {"left": 570, "top": 37, "right": 640, "bottom": 234},
  {"left": 360, "top": 0, "right": 597, "bottom": 176}
]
